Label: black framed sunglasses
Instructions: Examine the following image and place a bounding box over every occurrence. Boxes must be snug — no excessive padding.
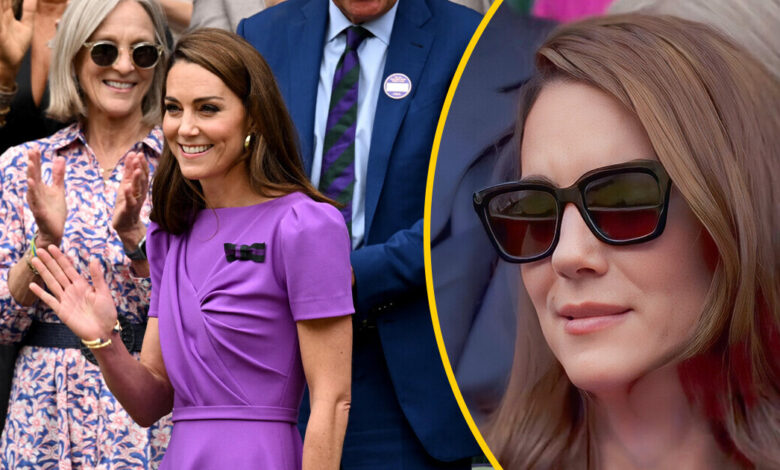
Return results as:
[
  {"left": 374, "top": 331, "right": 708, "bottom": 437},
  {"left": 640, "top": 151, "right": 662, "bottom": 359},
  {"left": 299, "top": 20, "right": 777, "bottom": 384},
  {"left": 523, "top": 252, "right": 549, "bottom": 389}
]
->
[
  {"left": 83, "top": 41, "right": 163, "bottom": 69},
  {"left": 473, "top": 160, "right": 672, "bottom": 263}
]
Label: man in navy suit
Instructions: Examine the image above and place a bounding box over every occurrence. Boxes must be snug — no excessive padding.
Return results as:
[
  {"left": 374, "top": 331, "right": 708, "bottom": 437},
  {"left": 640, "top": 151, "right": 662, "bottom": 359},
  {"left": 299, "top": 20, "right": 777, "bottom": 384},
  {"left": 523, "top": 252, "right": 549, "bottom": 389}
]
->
[
  {"left": 430, "top": 3, "right": 555, "bottom": 424},
  {"left": 238, "top": 0, "right": 480, "bottom": 467}
]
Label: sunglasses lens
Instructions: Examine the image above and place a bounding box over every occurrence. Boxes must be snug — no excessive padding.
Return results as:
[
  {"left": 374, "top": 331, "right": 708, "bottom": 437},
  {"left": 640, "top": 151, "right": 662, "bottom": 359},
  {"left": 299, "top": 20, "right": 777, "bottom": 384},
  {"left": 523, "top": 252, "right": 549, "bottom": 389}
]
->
[
  {"left": 132, "top": 45, "right": 160, "bottom": 69},
  {"left": 90, "top": 43, "right": 118, "bottom": 66},
  {"left": 585, "top": 172, "right": 663, "bottom": 241},
  {"left": 487, "top": 190, "right": 558, "bottom": 259}
]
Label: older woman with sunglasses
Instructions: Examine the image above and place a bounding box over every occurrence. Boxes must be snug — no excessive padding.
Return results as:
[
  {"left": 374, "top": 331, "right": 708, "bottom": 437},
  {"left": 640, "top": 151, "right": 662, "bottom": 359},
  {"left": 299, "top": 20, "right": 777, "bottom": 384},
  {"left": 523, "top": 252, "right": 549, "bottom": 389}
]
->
[
  {"left": 28, "top": 28, "right": 354, "bottom": 470},
  {"left": 474, "top": 14, "right": 779, "bottom": 470},
  {"left": 0, "top": 0, "right": 172, "bottom": 467}
]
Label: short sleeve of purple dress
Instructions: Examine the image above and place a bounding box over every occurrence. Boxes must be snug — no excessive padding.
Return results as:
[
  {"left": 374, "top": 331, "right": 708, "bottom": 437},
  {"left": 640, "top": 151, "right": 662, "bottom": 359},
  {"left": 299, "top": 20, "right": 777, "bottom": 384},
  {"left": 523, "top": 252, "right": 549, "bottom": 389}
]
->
[{"left": 146, "top": 192, "right": 353, "bottom": 469}]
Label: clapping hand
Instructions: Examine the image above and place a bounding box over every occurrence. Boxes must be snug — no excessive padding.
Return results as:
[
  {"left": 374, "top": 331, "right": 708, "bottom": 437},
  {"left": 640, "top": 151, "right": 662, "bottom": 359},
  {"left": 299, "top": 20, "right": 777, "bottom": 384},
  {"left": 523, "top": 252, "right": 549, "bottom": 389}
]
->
[
  {"left": 28, "top": 246, "right": 118, "bottom": 343},
  {"left": 27, "top": 147, "right": 67, "bottom": 247},
  {"left": 0, "top": 0, "right": 35, "bottom": 82},
  {"left": 112, "top": 151, "right": 150, "bottom": 236}
]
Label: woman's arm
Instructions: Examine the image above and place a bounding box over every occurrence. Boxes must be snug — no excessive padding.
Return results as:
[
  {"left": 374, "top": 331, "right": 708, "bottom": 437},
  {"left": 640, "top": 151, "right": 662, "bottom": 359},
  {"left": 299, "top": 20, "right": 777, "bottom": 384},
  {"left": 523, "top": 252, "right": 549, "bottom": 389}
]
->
[
  {"left": 29, "top": 245, "right": 173, "bottom": 427},
  {"left": 0, "top": 0, "right": 42, "bottom": 128},
  {"left": 0, "top": 0, "right": 34, "bottom": 88},
  {"left": 297, "top": 315, "right": 352, "bottom": 470},
  {"left": 112, "top": 151, "right": 150, "bottom": 278},
  {"left": 92, "top": 317, "right": 173, "bottom": 427},
  {"left": 6, "top": 243, "right": 42, "bottom": 306},
  {"left": 159, "top": 0, "right": 192, "bottom": 32},
  {"left": 4, "top": 147, "right": 65, "bottom": 309}
]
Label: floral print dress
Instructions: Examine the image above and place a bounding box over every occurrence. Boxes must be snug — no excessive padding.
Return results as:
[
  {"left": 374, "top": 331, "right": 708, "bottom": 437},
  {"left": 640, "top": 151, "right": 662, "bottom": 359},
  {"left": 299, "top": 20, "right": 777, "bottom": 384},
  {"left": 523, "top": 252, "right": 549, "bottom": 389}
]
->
[{"left": 0, "top": 123, "right": 171, "bottom": 469}]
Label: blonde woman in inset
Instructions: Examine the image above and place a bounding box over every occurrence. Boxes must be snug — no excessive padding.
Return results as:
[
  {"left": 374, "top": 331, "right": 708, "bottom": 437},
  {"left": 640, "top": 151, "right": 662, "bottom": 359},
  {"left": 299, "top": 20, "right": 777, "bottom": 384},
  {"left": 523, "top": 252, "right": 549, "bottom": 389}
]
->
[{"left": 472, "top": 14, "right": 779, "bottom": 470}]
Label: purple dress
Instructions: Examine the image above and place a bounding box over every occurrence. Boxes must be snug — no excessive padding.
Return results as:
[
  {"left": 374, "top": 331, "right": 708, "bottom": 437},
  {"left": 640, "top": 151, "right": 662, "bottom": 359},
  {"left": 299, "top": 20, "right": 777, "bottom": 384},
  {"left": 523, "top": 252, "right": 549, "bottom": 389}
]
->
[{"left": 147, "top": 192, "right": 353, "bottom": 469}]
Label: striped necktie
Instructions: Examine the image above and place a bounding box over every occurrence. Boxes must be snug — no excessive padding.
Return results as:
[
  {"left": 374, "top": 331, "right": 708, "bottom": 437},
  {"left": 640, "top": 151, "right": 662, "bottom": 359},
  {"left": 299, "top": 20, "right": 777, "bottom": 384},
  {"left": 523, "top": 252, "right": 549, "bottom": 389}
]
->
[{"left": 319, "top": 26, "right": 373, "bottom": 231}]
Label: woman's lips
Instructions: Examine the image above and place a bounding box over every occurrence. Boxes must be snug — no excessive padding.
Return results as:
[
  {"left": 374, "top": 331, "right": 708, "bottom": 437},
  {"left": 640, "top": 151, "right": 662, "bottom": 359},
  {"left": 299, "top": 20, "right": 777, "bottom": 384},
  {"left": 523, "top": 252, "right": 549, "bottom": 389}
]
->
[
  {"left": 104, "top": 80, "right": 136, "bottom": 92},
  {"left": 178, "top": 143, "right": 212, "bottom": 158},
  {"left": 557, "top": 302, "right": 631, "bottom": 335}
]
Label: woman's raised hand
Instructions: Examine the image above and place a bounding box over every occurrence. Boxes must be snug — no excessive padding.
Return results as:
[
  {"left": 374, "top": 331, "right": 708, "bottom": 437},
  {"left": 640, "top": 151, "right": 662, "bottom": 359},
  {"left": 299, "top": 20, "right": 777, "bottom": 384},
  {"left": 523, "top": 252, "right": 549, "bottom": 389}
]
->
[
  {"left": 27, "top": 147, "right": 67, "bottom": 247},
  {"left": 0, "top": 0, "right": 35, "bottom": 83},
  {"left": 28, "top": 246, "right": 118, "bottom": 342},
  {"left": 112, "top": 151, "right": 150, "bottom": 236}
]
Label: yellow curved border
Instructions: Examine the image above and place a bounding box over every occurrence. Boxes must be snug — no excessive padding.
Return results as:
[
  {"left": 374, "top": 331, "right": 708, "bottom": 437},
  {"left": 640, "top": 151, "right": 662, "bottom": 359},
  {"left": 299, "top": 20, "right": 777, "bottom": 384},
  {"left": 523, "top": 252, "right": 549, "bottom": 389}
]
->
[{"left": 423, "top": 1, "right": 504, "bottom": 469}]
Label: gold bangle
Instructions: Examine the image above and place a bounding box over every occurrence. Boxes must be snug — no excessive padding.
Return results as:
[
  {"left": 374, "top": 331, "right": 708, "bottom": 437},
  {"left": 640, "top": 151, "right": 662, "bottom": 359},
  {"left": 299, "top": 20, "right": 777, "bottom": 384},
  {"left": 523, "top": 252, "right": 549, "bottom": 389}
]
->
[
  {"left": 81, "top": 337, "right": 112, "bottom": 349},
  {"left": 81, "top": 320, "right": 122, "bottom": 349}
]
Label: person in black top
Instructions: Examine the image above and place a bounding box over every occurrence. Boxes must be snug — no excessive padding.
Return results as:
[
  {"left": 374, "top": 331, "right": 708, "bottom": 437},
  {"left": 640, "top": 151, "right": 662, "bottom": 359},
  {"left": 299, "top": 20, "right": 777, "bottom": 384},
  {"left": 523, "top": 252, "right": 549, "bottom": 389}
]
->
[{"left": 0, "top": 0, "right": 68, "bottom": 153}]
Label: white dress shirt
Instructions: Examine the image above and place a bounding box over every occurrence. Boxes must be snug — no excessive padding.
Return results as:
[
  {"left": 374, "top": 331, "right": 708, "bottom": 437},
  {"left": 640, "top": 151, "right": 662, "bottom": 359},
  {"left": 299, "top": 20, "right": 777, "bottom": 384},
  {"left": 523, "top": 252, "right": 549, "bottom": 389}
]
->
[{"left": 311, "top": 0, "right": 399, "bottom": 249}]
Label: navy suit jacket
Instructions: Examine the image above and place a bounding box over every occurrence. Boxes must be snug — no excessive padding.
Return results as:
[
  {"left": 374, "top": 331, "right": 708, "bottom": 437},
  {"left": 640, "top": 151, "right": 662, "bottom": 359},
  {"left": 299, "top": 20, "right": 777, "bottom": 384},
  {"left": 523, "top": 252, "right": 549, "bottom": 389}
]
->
[
  {"left": 430, "top": 6, "right": 555, "bottom": 422},
  {"left": 238, "top": 0, "right": 481, "bottom": 460}
]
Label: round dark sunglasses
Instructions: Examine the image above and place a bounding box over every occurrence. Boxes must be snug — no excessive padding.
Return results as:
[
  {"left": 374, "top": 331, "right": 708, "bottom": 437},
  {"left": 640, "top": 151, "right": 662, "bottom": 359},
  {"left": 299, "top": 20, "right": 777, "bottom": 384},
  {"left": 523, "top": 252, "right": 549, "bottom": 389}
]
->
[
  {"left": 473, "top": 160, "right": 672, "bottom": 263},
  {"left": 83, "top": 41, "right": 163, "bottom": 69}
]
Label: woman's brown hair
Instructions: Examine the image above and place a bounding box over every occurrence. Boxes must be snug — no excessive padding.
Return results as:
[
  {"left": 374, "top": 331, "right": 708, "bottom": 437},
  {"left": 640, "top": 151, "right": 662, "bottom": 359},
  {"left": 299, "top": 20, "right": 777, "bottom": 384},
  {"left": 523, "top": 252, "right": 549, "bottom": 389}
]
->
[
  {"left": 485, "top": 14, "right": 779, "bottom": 469},
  {"left": 151, "top": 28, "right": 333, "bottom": 234}
]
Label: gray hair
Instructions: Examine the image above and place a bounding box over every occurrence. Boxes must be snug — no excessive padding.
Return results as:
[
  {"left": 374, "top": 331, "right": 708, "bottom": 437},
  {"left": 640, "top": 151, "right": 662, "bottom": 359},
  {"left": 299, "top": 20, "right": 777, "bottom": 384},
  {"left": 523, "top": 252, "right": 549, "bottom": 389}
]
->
[
  {"left": 47, "top": 0, "right": 170, "bottom": 125},
  {"left": 609, "top": 0, "right": 780, "bottom": 78}
]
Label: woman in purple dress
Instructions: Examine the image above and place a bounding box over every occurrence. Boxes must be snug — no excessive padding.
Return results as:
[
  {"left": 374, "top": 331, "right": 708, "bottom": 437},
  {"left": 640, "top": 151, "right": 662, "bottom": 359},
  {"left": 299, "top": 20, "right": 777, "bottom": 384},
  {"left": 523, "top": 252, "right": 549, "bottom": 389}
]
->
[{"left": 28, "top": 28, "right": 354, "bottom": 470}]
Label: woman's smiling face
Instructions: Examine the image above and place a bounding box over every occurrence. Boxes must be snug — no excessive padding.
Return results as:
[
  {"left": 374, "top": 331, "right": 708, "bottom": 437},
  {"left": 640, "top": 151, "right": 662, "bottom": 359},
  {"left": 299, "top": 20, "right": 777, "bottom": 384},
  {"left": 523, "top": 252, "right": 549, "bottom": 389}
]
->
[
  {"left": 76, "top": 1, "right": 158, "bottom": 122},
  {"left": 519, "top": 81, "right": 714, "bottom": 394},
  {"left": 162, "top": 61, "right": 250, "bottom": 188}
]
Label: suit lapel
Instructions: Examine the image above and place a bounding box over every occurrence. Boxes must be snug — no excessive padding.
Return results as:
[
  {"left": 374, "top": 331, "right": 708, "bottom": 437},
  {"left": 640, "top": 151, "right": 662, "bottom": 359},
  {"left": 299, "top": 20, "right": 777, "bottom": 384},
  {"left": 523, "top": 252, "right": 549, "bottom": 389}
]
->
[
  {"left": 288, "top": 0, "right": 328, "bottom": 174},
  {"left": 364, "top": 0, "right": 433, "bottom": 238}
]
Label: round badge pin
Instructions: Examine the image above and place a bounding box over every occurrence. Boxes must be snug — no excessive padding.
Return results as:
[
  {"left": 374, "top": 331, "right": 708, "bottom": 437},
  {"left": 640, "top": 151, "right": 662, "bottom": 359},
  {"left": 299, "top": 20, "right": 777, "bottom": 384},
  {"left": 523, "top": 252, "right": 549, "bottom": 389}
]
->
[{"left": 383, "top": 73, "right": 412, "bottom": 100}]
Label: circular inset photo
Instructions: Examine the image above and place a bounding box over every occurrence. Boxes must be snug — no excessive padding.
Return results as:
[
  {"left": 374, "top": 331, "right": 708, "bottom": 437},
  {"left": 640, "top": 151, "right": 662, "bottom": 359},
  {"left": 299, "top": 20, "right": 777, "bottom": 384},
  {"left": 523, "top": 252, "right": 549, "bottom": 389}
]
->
[{"left": 426, "top": 1, "right": 780, "bottom": 469}]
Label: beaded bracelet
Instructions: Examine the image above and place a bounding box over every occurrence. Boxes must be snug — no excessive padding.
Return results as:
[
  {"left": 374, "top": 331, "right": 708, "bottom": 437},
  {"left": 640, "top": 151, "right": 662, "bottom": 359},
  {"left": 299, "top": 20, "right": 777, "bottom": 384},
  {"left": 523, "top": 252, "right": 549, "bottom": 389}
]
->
[
  {"left": 81, "top": 320, "right": 123, "bottom": 350},
  {"left": 0, "top": 106, "right": 9, "bottom": 128},
  {"left": 25, "top": 234, "right": 39, "bottom": 276},
  {"left": 0, "top": 83, "right": 16, "bottom": 128},
  {"left": 0, "top": 82, "right": 17, "bottom": 107}
]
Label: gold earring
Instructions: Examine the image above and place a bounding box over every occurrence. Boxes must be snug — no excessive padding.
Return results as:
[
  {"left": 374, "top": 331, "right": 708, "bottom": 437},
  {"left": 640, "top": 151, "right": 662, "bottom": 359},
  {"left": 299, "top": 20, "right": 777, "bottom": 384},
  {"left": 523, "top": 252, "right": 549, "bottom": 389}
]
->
[{"left": 244, "top": 134, "right": 252, "bottom": 151}]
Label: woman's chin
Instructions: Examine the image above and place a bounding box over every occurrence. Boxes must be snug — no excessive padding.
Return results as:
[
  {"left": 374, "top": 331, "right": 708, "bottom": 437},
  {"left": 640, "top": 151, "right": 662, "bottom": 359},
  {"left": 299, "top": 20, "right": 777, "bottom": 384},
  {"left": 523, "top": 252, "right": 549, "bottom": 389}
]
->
[
  {"left": 568, "top": 375, "right": 630, "bottom": 397},
  {"left": 562, "top": 357, "right": 683, "bottom": 400},
  {"left": 561, "top": 361, "right": 643, "bottom": 397}
]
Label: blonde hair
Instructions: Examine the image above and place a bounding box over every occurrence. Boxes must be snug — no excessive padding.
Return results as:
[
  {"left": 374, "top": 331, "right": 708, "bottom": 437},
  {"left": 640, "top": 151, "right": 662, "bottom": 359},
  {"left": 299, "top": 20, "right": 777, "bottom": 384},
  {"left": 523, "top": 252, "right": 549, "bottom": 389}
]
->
[
  {"left": 609, "top": 0, "right": 780, "bottom": 78},
  {"left": 486, "top": 14, "right": 780, "bottom": 469},
  {"left": 47, "top": 0, "right": 169, "bottom": 125}
]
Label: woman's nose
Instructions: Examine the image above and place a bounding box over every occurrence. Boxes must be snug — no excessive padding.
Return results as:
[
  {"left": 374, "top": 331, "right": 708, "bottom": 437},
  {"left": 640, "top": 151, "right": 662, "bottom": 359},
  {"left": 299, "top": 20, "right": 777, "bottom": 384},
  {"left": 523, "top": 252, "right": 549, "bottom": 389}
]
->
[
  {"left": 112, "top": 47, "right": 135, "bottom": 74},
  {"left": 550, "top": 204, "right": 609, "bottom": 279},
  {"left": 177, "top": 111, "right": 199, "bottom": 137}
]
